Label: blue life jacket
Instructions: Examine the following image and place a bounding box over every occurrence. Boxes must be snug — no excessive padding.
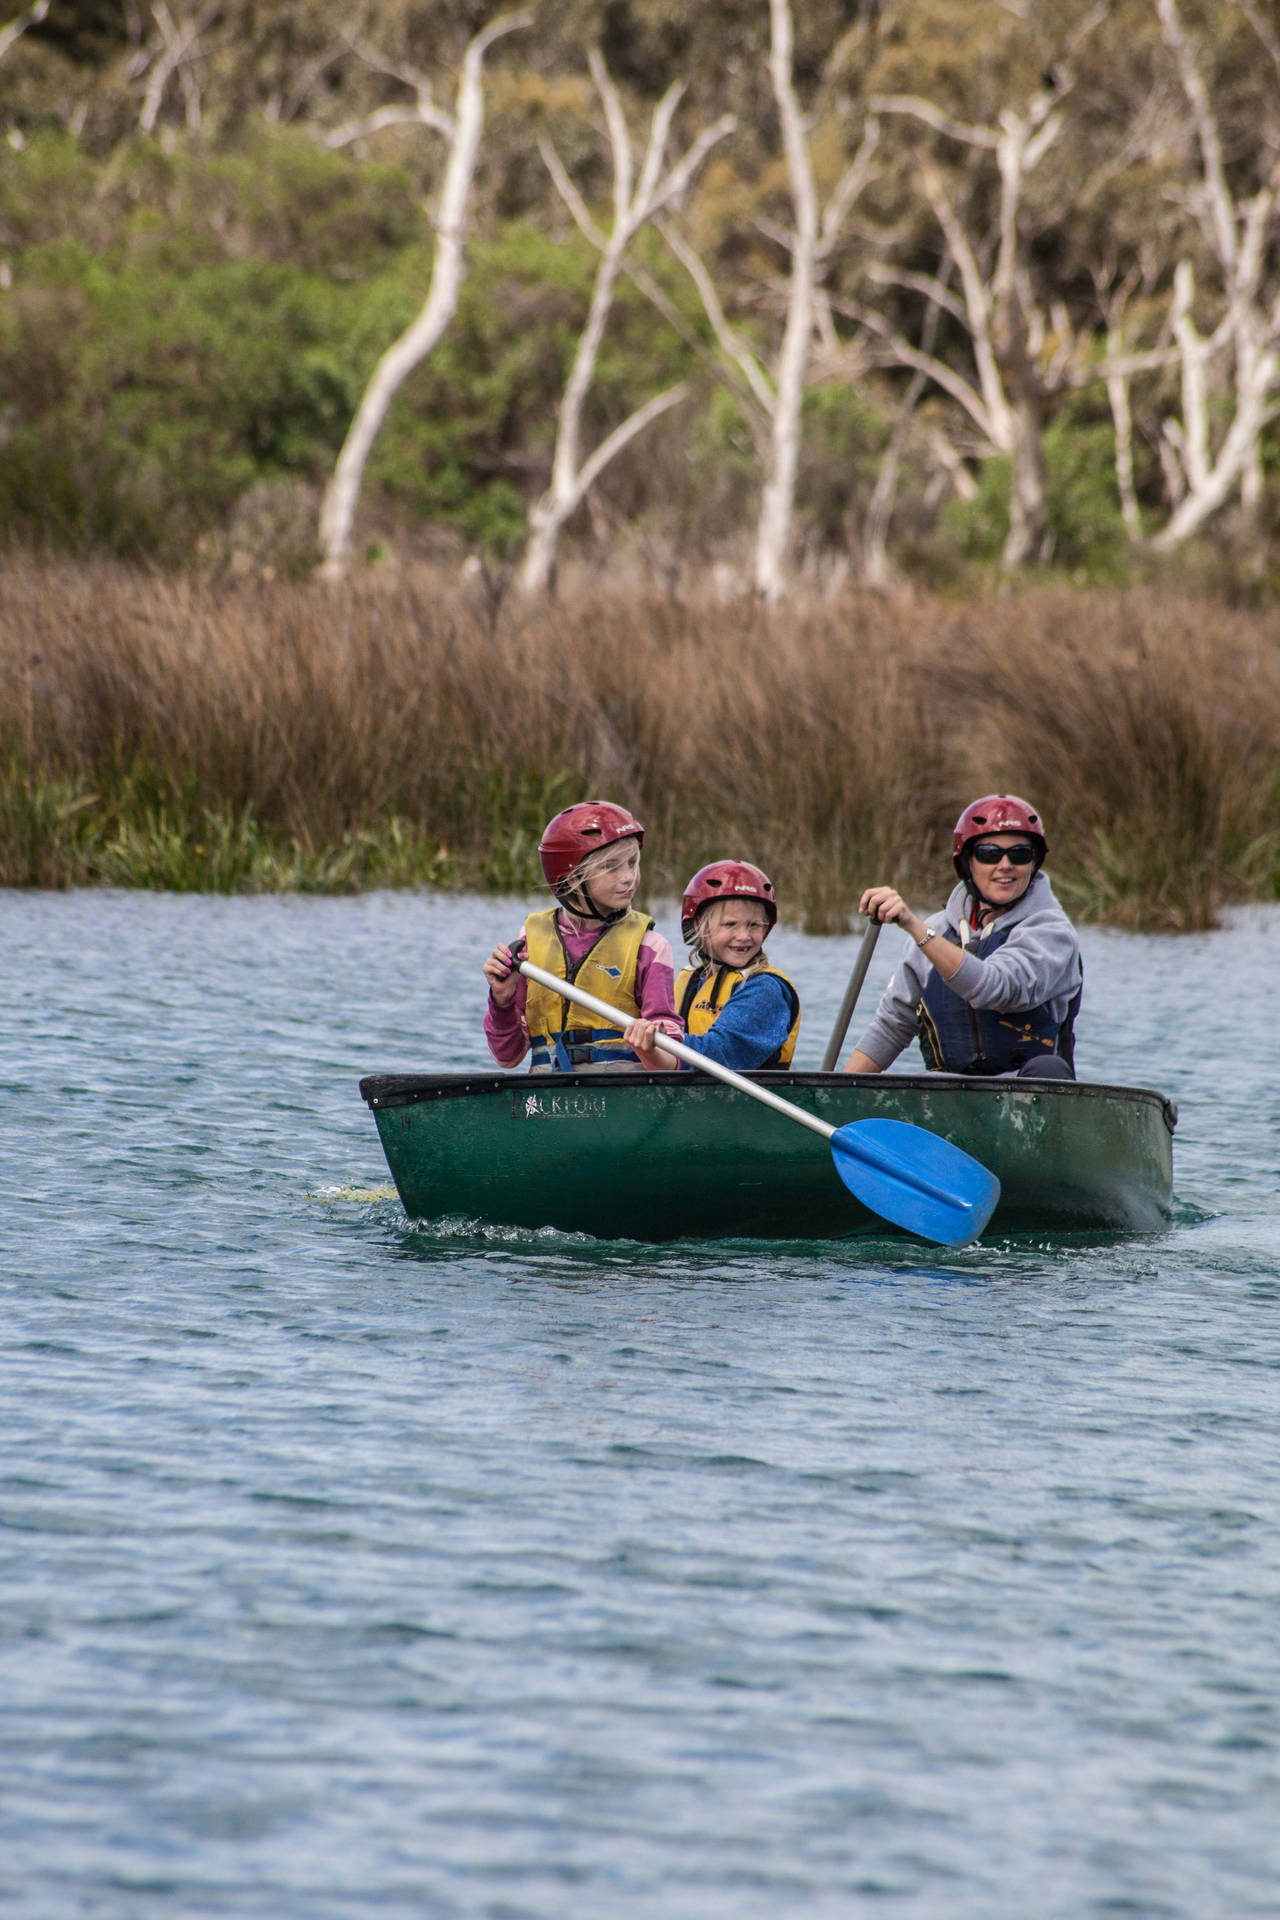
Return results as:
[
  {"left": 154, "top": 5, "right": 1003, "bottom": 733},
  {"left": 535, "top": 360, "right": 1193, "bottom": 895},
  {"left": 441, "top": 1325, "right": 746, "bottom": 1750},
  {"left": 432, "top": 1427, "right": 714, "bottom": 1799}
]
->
[
  {"left": 675, "top": 963, "right": 800, "bottom": 1069},
  {"left": 915, "top": 923, "right": 1080, "bottom": 1075}
]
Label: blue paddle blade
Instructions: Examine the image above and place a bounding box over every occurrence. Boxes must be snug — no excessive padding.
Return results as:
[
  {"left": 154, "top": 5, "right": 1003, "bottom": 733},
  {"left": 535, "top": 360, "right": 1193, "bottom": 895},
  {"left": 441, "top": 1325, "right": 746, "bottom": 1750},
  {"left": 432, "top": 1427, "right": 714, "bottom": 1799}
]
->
[{"left": 829, "top": 1116, "right": 1000, "bottom": 1246}]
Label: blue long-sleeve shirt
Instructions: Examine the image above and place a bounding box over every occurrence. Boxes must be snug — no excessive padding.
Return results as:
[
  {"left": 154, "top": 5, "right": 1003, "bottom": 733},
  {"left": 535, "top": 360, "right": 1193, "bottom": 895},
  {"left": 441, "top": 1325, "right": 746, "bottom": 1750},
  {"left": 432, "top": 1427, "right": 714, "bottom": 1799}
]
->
[{"left": 678, "top": 972, "right": 797, "bottom": 1071}]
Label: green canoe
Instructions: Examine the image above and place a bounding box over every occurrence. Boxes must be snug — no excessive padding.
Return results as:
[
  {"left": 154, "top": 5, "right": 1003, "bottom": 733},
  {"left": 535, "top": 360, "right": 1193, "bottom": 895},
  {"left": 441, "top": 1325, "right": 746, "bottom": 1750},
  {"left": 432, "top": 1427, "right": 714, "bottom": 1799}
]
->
[{"left": 359, "top": 1070, "right": 1177, "bottom": 1241}]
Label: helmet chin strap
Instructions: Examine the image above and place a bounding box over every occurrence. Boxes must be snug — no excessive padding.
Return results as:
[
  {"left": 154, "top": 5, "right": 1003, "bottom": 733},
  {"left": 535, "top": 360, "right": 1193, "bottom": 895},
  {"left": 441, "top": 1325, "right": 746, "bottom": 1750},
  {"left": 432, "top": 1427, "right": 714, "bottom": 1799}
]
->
[
  {"left": 961, "top": 853, "right": 1042, "bottom": 918},
  {"left": 961, "top": 859, "right": 1002, "bottom": 916},
  {"left": 581, "top": 887, "right": 628, "bottom": 925},
  {"left": 557, "top": 879, "right": 627, "bottom": 926}
]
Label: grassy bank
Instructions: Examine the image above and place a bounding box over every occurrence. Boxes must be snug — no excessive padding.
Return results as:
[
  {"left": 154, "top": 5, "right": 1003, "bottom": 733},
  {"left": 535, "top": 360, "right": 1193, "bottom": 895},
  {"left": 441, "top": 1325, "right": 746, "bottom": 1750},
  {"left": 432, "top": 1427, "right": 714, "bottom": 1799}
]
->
[{"left": 2, "top": 558, "right": 1277, "bottom": 930}]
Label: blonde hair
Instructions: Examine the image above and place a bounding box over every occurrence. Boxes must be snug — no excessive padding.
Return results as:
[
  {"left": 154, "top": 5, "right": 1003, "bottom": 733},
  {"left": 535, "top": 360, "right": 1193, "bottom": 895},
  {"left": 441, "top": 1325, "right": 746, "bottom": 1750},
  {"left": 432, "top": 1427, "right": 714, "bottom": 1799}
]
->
[
  {"left": 557, "top": 836, "right": 641, "bottom": 912},
  {"left": 689, "top": 897, "right": 771, "bottom": 974}
]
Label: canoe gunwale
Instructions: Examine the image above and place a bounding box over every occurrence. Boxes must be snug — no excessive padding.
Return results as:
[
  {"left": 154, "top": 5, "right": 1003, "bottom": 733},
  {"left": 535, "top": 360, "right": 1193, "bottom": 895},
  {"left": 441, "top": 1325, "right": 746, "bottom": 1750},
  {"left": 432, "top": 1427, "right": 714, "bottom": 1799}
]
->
[{"left": 360, "top": 1067, "right": 1178, "bottom": 1135}]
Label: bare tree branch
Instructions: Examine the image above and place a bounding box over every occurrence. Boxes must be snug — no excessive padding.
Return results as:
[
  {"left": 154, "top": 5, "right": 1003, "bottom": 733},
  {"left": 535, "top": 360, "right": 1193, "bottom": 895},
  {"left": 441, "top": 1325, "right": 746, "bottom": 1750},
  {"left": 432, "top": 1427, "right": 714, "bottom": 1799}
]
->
[
  {"left": 863, "top": 6, "right": 1107, "bottom": 569},
  {"left": 138, "top": 2, "right": 219, "bottom": 136},
  {"left": 0, "top": 0, "right": 48, "bottom": 65},
  {"left": 1239, "top": 0, "right": 1280, "bottom": 80},
  {"left": 827, "top": 293, "right": 1001, "bottom": 444},
  {"left": 1148, "top": 0, "right": 1280, "bottom": 539},
  {"left": 817, "top": 119, "right": 881, "bottom": 260},
  {"left": 539, "top": 133, "right": 608, "bottom": 251},
  {"left": 325, "top": 101, "right": 455, "bottom": 149},
  {"left": 657, "top": 218, "right": 775, "bottom": 420},
  {"left": 862, "top": 259, "right": 970, "bottom": 333},
  {"left": 1155, "top": 0, "right": 1237, "bottom": 271},
  {"left": 916, "top": 156, "right": 1011, "bottom": 444},
  {"left": 318, "top": 11, "right": 532, "bottom": 579},
  {"left": 1058, "top": 347, "right": 1178, "bottom": 390},
  {"left": 542, "top": 142, "right": 748, "bottom": 415},
  {"left": 571, "top": 384, "right": 689, "bottom": 506},
  {"left": 520, "top": 53, "right": 734, "bottom": 595},
  {"left": 323, "top": 32, "right": 457, "bottom": 144},
  {"left": 275, "top": 43, "right": 346, "bottom": 126},
  {"left": 863, "top": 258, "right": 954, "bottom": 585},
  {"left": 869, "top": 94, "right": 999, "bottom": 152}
]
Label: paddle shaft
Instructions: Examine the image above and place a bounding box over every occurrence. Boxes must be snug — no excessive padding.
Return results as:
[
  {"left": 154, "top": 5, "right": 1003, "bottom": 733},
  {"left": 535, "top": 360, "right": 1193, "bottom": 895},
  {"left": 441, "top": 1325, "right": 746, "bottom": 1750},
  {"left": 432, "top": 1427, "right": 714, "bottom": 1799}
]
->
[
  {"left": 820, "top": 919, "right": 882, "bottom": 1072},
  {"left": 517, "top": 960, "right": 835, "bottom": 1144}
]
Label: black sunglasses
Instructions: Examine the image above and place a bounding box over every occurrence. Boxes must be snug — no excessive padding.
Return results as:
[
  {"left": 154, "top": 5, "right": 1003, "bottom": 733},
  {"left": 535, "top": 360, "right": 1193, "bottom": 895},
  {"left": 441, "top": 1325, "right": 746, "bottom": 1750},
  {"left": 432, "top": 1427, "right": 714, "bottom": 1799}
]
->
[{"left": 970, "top": 842, "right": 1038, "bottom": 867}]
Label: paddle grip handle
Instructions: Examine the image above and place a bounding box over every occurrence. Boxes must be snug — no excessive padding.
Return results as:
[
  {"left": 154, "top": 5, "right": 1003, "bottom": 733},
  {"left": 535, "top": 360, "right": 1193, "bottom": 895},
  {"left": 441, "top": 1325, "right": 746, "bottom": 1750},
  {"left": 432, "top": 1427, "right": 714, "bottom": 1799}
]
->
[{"left": 516, "top": 960, "right": 836, "bottom": 1143}]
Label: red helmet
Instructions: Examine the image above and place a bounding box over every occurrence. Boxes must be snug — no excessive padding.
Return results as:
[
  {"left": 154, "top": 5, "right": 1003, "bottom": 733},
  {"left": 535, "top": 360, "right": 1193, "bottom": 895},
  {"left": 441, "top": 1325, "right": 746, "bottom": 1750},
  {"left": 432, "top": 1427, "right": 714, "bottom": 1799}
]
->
[
  {"left": 538, "top": 801, "right": 644, "bottom": 892},
  {"left": 681, "top": 860, "right": 778, "bottom": 944},
  {"left": 952, "top": 793, "right": 1047, "bottom": 877}
]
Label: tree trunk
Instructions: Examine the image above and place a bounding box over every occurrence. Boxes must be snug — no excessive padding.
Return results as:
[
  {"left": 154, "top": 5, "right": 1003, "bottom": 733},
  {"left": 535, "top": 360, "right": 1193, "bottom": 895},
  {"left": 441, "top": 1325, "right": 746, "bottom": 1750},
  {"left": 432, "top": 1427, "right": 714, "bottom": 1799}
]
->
[
  {"left": 317, "top": 14, "right": 528, "bottom": 581},
  {"left": 752, "top": 0, "right": 817, "bottom": 605},
  {"left": 1002, "top": 389, "right": 1049, "bottom": 568},
  {"left": 519, "top": 243, "right": 625, "bottom": 597}
]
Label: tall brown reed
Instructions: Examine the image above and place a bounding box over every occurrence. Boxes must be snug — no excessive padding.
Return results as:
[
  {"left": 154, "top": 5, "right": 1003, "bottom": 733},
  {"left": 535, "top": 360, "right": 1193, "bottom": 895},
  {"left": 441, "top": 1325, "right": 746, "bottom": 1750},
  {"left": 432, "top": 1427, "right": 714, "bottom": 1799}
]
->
[
  {"left": 929, "top": 592, "right": 1280, "bottom": 928},
  {"left": 1, "top": 557, "right": 1277, "bottom": 928}
]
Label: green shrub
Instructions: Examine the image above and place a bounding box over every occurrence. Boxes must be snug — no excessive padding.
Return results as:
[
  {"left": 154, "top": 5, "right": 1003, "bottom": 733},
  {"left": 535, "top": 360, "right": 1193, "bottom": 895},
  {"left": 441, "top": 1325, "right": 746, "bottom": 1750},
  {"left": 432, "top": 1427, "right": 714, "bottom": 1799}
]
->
[
  {"left": 0, "top": 124, "right": 704, "bottom": 562},
  {"left": 795, "top": 384, "right": 891, "bottom": 544},
  {"left": 938, "top": 401, "right": 1131, "bottom": 581}
]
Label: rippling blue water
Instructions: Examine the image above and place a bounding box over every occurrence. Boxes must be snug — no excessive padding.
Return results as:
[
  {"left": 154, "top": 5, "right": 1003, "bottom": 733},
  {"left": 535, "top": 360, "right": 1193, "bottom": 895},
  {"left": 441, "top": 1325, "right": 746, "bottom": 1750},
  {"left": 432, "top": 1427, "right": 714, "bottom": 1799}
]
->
[{"left": 2, "top": 889, "right": 1277, "bottom": 1918}]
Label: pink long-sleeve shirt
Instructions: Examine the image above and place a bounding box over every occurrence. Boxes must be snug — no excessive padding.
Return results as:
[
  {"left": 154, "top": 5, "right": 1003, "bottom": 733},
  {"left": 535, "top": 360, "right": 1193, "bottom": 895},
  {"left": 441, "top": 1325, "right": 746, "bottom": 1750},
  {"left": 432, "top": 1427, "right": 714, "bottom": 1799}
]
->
[{"left": 484, "top": 910, "right": 681, "bottom": 1068}]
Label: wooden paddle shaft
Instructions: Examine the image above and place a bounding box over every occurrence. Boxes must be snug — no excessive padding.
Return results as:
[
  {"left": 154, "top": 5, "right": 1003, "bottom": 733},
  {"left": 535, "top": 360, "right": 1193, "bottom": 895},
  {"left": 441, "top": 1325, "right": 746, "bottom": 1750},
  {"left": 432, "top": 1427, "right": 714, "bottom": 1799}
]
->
[
  {"left": 517, "top": 960, "right": 836, "bottom": 1144},
  {"left": 819, "top": 919, "right": 881, "bottom": 1072}
]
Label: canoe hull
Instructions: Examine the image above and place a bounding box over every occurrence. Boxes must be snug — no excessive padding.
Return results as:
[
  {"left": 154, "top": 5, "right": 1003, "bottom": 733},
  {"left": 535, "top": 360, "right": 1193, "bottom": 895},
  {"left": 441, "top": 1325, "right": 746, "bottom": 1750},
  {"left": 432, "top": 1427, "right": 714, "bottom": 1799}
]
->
[{"left": 359, "top": 1071, "right": 1176, "bottom": 1241}]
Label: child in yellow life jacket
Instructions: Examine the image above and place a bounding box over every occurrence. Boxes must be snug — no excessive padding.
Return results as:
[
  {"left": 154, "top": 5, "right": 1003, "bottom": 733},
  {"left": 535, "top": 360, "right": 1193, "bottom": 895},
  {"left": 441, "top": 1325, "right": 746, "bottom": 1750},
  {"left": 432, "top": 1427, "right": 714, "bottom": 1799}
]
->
[
  {"left": 624, "top": 861, "right": 801, "bottom": 1072},
  {"left": 482, "top": 801, "right": 681, "bottom": 1072}
]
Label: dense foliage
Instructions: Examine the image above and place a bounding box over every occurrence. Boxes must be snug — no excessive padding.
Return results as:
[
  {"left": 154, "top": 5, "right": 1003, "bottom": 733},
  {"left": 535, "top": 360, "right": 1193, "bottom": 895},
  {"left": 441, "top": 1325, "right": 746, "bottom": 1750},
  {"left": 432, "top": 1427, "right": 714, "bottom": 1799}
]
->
[{"left": 1, "top": 0, "right": 1278, "bottom": 589}]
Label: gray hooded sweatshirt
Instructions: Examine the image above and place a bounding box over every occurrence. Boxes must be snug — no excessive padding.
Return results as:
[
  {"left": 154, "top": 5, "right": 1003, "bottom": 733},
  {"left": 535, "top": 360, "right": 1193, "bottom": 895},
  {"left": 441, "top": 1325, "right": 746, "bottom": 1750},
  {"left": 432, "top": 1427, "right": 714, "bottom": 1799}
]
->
[{"left": 852, "top": 869, "right": 1083, "bottom": 1071}]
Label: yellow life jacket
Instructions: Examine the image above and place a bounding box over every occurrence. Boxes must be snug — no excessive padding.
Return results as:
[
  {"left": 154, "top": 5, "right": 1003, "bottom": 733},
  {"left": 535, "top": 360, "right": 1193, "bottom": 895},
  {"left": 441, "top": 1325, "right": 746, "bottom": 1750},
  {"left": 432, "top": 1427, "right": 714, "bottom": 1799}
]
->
[
  {"left": 674, "top": 962, "right": 800, "bottom": 1069},
  {"left": 524, "top": 907, "right": 653, "bottom": 1072}
]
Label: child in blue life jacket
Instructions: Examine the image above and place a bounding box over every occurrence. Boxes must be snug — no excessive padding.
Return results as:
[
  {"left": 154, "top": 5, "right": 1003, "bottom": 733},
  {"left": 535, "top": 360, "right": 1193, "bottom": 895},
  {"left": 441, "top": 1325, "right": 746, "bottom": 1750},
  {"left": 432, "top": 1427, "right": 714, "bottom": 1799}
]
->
[
  {"left": 624, "top": 860, "right": 801, "bottom": 1072},
  {"left": 482, "top": 800, "right": 681, "bottom": 1073}
]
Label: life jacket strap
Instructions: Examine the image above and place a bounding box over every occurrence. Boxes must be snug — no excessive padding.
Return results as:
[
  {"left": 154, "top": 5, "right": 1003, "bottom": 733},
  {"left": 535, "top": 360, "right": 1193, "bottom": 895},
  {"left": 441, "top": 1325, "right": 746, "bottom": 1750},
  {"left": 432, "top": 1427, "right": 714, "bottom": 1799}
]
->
[{"left": 529, "top": 1025, "right": 638, "bottom": 1072}]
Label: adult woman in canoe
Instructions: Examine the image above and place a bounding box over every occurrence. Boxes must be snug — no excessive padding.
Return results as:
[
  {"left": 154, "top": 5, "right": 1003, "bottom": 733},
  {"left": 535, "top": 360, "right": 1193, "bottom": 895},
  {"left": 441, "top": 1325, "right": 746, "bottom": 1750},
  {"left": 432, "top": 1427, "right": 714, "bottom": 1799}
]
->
[
  {"left": 843, "top": 794, "right": 1082, "bottom": 1079},
  {"left": 623, "top": 860, "right": 801, "bottom": 1072},
  {"left": 482, "top": 801, "right": 681, "bottom": 1072}
]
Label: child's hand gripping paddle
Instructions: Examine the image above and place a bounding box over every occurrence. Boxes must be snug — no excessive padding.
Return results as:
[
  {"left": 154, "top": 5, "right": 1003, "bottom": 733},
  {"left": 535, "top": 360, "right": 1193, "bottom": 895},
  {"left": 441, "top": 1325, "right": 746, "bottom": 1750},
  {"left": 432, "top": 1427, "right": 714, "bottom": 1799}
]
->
[{"left": 517, "top": 960, "right": 1000, "bottom": 1246}]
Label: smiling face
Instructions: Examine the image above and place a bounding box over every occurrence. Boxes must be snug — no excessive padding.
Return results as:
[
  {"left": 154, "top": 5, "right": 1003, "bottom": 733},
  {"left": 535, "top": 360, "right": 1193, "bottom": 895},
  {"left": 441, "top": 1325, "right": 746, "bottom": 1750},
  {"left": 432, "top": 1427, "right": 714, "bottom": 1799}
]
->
[
  {"left": 567, "top": 837, "right": 641, "bottom": 917},
  {"left": 700, "top": 900, "right": 771, "bottom": 969},
  {"left": 966, "top": 831, "right": 1038, "bottom": 910}
]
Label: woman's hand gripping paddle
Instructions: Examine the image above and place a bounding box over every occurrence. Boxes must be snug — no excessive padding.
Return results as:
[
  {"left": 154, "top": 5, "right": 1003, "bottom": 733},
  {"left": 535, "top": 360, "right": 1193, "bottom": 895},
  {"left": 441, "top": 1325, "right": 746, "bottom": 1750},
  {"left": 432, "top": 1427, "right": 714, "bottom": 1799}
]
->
[{"left": 517, "top": 960, "right": 1000, "bottom": 1246}]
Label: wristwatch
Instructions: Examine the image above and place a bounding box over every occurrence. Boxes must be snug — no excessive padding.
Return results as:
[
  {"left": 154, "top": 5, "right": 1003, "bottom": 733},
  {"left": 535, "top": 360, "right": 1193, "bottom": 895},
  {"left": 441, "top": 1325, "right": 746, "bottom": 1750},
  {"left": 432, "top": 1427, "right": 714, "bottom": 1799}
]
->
[{"left": 916, "top": 926, "right": 937, "bottom": 949}]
